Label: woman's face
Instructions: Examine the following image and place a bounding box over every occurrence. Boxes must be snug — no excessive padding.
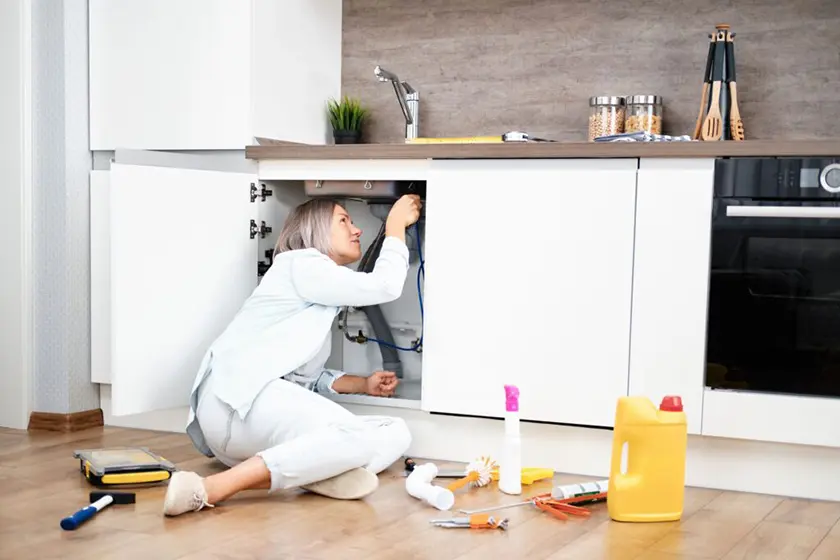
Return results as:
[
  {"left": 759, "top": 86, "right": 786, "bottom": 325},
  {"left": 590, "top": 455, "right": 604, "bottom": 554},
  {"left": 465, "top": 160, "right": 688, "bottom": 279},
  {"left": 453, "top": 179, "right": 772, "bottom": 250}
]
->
[{"left": 329, "top": 204, "right": 362, "bottom": 265}]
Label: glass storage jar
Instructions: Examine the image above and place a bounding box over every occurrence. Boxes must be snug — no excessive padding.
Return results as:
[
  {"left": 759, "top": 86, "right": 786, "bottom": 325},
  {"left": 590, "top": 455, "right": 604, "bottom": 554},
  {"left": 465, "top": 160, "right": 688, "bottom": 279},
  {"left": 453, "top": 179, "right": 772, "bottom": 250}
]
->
[
  {"left": 588, "top": 96, "right": 625, "bottom": 141},
  {"left": 625, "top": 95, "right": 663, "bottom": 134}
]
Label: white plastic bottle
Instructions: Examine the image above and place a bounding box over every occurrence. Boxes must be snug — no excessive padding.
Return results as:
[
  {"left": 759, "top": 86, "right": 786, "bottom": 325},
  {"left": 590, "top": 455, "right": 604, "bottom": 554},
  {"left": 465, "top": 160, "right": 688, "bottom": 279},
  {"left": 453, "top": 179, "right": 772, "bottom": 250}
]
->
[{"left": 498, "top": 384, "right": 522, "bottom": 495}]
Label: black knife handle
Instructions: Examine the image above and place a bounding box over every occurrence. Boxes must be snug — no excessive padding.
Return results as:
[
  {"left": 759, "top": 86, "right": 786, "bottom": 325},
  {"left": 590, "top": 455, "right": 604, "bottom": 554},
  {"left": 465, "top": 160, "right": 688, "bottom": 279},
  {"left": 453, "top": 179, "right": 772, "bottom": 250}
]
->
[
  {"left": 713, "top": 30, "right": 726, "bottom": 82},
  {"left": 726, "top": 35, "right": 737, "bottom": 83},
  {"left": 703, "top": 36, "right": 716, "bottom": 84}
]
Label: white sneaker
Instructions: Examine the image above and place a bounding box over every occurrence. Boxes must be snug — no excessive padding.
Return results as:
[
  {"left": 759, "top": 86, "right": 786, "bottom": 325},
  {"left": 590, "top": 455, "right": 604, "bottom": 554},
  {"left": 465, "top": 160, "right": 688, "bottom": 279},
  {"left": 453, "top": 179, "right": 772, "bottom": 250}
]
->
[
  {"left": 302, "top": 467, "right": 379, "bottom": 500},
  {"left": 163, "top": 471, "right": 214, "bottom": 516}
]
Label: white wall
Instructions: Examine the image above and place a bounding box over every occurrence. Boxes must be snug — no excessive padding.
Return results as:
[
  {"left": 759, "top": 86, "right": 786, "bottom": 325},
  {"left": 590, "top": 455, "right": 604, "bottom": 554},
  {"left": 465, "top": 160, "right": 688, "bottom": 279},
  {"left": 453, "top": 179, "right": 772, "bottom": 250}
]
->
[
  {"left": 0, "top": 0, "right": 33, "bottom": 429},
  {"left": 30, "top": 0, "right": 99, "bottom": 414}
]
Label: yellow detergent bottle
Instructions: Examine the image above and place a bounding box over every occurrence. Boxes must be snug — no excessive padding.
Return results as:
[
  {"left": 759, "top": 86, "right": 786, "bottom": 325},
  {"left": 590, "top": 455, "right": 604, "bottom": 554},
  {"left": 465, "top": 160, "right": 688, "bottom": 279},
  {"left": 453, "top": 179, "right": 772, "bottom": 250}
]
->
[{"left": 608, "top": 395, "right": 688, "bottom": 522}]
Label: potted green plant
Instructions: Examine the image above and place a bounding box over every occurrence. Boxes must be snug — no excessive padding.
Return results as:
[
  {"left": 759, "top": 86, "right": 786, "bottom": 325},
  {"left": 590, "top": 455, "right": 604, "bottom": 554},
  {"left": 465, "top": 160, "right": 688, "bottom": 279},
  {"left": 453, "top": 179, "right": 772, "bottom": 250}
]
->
[{"left": 327, "top": 95, "right": 368, "bottom": 144}]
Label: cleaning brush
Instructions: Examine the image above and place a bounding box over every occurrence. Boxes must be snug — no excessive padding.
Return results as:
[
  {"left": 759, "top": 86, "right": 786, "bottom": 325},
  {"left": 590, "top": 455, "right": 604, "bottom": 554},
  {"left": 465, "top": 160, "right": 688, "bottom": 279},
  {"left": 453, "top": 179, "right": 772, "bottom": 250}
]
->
[{"left": 446, "top": 456, "right": 497, "bottom": 492}]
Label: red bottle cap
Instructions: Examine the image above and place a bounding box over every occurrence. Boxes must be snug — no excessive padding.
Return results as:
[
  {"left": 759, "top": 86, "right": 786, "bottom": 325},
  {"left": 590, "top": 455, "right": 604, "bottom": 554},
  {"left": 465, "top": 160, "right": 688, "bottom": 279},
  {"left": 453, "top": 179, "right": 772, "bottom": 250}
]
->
[{"left": 660, "top": 395, "right": 683, "bottom": 412}]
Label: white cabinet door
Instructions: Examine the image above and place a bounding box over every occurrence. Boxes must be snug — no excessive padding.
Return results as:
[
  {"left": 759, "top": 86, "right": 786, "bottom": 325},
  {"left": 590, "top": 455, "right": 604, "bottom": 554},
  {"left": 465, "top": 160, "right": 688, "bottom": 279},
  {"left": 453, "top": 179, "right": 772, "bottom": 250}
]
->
[
  {"left": 89, "top": 0, "right": 251, "bottom": 151},
  {"left": 628, "top": 159, "right": 714, "bottom": 434},
  {"left": 250, "top": 0, "right": 342, "bottom": 145},
  {"left": 108, "top": 151, "right": 258, "bottom": 416},
  {"left": 421, "top": 159, "right": 638, "bottom": 427},
  {"left": 88, "top": 0, "right": 342, "bottom": 151}
]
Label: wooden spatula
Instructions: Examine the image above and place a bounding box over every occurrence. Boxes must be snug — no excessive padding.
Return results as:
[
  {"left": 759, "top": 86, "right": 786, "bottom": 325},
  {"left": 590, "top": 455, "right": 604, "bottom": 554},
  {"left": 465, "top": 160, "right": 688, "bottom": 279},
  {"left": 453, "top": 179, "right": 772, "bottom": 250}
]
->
[
  {"left": 692, "top": 33, "right": 717, "bottom": 140},
  {"left": 701, "top": 30, "right": 727, "bottom": 141},
  {"left": 726, "top": 30, "right": 745, "bottom": 140}
]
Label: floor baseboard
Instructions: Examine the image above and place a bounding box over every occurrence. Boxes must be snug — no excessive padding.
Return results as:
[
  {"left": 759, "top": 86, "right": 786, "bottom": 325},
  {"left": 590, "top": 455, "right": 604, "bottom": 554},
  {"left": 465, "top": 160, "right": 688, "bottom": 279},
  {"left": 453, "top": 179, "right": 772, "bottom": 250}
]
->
[{"left": 28, "top": 409, "right": 104, "bottom": 432}]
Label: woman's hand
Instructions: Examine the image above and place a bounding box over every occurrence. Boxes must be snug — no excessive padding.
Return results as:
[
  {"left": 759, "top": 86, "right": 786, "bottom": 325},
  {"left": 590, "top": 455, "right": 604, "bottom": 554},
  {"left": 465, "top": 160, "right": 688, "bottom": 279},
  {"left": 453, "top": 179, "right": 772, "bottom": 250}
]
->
[
  {"left": 387, "top": 195, "right": 422, "bottom": 229},
  {"left": 385, "top": 195, "right": 422, "bottom": 242},
  {"left": 365, "top": 371, "right": 399, "bottom": 397}
]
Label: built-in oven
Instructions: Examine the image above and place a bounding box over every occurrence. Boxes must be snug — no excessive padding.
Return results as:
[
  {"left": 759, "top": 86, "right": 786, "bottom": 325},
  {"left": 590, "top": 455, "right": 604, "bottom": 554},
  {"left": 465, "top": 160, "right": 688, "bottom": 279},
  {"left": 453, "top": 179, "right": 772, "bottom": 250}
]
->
[{"left": 705, "top": 157, "right": 840, "bottom": 398}]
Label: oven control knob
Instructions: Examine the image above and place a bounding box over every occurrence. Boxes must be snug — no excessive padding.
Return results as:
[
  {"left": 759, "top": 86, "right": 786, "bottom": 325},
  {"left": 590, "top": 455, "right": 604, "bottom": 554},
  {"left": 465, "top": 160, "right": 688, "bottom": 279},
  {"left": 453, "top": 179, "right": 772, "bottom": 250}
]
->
[{"left": 820, "top": 163, "right": 840, "bottom": 194}]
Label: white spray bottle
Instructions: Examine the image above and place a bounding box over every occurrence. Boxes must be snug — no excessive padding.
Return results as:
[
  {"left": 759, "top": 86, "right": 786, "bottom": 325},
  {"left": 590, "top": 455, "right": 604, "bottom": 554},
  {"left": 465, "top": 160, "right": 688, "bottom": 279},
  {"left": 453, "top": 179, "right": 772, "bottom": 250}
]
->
[{"left": 498, "top": 384, "right": 522, "bottom": 495}]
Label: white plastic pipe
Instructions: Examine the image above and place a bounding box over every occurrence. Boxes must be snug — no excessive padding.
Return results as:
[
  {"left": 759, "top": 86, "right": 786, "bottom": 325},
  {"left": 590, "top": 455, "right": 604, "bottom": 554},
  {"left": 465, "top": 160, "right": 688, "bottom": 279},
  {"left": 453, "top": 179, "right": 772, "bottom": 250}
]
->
[{"left": 405, "top": 462, "right": 455, "bottom": 511}]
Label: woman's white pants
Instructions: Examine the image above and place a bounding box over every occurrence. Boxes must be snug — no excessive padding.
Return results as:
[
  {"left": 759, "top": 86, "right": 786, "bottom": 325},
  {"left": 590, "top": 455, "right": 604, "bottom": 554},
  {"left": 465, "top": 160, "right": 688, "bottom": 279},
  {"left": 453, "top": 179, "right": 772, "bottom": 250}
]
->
[{"left": 195, "top": 373, "right": 412, "bottom": 492}]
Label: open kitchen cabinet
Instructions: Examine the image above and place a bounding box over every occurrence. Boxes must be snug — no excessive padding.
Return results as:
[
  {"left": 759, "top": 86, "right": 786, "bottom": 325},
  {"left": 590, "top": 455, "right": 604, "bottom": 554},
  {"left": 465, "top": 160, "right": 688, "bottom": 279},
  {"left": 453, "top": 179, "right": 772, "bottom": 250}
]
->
[
  {"left": 92, "top": 154, "right": 642, "bottom": 430},
  {"left": 91, "top": 149, "right": 428, "bottom": 425},
  {"left": 307, "top": 191, "right": 427, "bottom": 411}
]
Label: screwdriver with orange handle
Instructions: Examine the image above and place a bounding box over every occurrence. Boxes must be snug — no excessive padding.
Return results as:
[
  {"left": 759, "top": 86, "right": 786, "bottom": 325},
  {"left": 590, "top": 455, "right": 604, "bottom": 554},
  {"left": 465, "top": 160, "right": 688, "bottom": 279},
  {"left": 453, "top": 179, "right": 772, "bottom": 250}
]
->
[{"left": 430, "top": 513, "right": 509, "bottom": 530}]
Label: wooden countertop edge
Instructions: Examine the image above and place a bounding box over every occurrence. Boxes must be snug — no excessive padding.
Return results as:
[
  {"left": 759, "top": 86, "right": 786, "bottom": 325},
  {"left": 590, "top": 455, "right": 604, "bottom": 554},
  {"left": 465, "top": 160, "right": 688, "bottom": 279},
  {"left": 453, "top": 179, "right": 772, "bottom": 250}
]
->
[{"left": 245, "top": 139, "right": 840, "bottom": 160}]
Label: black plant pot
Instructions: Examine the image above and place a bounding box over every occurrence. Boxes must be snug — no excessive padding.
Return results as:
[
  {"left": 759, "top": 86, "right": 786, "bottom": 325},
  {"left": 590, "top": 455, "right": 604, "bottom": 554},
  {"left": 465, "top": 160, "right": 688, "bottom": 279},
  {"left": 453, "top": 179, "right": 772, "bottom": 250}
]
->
[{"left": 333, "top": 129, "right": 361, "bottom": 144}]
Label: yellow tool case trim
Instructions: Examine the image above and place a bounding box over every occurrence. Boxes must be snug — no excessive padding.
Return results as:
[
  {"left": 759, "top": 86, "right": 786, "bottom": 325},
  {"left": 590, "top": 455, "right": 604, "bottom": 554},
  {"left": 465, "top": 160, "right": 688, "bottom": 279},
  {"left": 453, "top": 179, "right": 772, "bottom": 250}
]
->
[{"left": 82, "top": 460, "right": 172, "bottom": 485}]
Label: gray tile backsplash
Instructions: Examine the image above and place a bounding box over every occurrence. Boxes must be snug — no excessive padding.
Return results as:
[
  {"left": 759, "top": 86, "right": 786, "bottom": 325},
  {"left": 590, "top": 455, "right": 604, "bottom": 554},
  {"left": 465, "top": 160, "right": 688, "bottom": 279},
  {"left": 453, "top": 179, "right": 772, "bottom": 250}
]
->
[{"left": 341, "top": 0, "right": 840, "bottom": 143}]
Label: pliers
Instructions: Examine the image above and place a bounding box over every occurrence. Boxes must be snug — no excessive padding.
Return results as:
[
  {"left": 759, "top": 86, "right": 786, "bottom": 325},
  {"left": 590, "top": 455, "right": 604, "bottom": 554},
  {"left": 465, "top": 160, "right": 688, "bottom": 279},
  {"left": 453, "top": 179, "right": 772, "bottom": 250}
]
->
[
  {"left": 430, "top": 513, "right": 509, "bottom": 531},
  {"left": 532, "top": 497, "right": 593, "bottom": 521}
]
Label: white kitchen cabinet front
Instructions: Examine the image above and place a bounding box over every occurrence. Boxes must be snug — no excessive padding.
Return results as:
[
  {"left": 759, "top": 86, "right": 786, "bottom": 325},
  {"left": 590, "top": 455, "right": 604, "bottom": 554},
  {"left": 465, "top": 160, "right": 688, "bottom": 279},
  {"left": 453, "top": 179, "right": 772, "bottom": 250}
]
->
[
  {"left": 627, "top": 158, "right": 715, "bottom": 435},
  {"left": 420, "top": 159, "right": 638, "bottom": 427},
  {"left": 88, "top": 0, "right": 342, "bottom": 151},
  {"left": 96, "top": 150, "right": 260, "bottom": 417}
]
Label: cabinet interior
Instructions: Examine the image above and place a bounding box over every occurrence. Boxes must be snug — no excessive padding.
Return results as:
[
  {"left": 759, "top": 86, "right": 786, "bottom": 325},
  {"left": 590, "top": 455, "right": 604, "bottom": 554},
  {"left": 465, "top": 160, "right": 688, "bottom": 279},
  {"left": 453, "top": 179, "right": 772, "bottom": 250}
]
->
[{"left": 260, "top": 180, "right": 427, "bottom": 410}]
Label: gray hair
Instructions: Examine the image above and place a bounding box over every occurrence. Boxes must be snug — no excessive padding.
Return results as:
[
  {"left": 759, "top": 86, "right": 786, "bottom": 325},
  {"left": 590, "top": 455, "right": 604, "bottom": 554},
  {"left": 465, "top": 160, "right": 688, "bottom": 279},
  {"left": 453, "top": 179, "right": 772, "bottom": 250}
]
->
[{"left": 274, "top": 198, "right": 339, "bottom": 256}]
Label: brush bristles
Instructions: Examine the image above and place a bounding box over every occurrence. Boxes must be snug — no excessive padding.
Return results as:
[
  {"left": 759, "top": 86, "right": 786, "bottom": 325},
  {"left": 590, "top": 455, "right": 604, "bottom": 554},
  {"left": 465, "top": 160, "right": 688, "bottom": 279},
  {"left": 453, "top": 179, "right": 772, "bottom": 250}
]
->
[{"left": 465, "top": 456, "right": 497, "bottom": 488}]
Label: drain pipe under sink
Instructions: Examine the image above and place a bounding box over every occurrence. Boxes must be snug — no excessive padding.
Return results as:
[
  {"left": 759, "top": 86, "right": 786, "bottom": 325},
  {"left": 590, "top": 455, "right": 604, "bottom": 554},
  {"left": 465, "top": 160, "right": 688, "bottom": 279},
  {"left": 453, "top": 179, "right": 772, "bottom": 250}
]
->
[{"left": 357, "top": 204, "right": 405, "bottom": 378}]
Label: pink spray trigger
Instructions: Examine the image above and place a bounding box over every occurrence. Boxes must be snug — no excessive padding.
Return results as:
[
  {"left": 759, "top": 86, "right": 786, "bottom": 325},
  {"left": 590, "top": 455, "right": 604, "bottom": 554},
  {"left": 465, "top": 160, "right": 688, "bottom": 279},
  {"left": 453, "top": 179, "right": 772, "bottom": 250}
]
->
[{"left": 504, "top": 384, "right": 520, "bottom": 412}]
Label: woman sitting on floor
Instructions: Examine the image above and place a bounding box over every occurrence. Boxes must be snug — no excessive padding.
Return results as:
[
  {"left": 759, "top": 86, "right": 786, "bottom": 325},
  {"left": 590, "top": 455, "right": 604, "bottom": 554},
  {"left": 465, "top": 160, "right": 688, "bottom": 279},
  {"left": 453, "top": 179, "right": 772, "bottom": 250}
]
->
[{"left": 163, "top": 194, "right": 422, "bottom": 516}]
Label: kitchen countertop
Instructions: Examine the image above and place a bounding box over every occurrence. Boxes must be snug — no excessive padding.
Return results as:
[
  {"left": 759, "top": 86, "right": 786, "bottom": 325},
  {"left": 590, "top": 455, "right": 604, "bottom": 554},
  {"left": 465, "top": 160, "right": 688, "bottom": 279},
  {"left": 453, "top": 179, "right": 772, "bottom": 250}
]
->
[{"left": 245, "top": 139, "right": 840, "bottom": 160}]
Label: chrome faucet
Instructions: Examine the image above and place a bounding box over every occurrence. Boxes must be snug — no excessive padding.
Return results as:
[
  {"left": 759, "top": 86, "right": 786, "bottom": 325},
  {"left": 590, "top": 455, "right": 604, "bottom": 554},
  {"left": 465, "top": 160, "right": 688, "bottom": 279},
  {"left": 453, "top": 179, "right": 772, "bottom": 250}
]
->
[{"left": 374, "top": 65, "right": 419, "bottom": 141}]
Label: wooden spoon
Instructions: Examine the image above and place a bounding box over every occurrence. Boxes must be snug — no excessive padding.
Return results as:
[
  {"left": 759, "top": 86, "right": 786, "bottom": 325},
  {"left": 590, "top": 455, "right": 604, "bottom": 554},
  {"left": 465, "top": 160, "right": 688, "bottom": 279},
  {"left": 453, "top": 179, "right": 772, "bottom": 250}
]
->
[
  {"left": 701, "top": 30, "right": 727, "bottom": 141},
  {"left": 726, "top": 30, "right": 745, "bottom": 141},
  {"left": 692, "top": 33, "right": 717, "bottom": 140}
]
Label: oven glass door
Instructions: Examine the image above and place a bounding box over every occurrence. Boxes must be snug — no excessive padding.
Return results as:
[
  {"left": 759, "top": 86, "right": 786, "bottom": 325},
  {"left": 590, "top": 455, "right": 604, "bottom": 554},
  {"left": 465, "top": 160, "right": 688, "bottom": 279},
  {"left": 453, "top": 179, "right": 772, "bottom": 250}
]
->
[{"left": 706, "top": 200, "right": 840, "bottom": 398}]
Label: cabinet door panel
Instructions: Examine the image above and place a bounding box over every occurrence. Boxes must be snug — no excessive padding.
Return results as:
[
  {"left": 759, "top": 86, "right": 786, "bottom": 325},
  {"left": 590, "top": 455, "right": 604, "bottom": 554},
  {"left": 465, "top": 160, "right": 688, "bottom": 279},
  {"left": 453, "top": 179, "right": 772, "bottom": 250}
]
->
[
  {"left": 90, "top": 171, "right": 111, "bottom": 384},
  {"left": 628, "top": 159, "right": 714, "bottom": 434},
  {"left": 109, "top": 162, "right": 257, "bottom": 416},
  {"left": 88, "top": 0, "right": 251, "bottom": 150},
  {"left": 421, "top": 159, "right": 637, "bottom": 427},
  {"left": 251, "top": 0, "right": 342, "bottom": 145}
]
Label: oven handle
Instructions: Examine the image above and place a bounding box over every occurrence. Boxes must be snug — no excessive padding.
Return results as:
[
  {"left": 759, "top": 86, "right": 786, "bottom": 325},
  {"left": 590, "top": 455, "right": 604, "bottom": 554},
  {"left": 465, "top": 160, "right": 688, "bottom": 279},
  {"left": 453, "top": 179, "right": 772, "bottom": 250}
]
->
[{"left": 726, "top": 206, "right": 840, "bottom": 219}]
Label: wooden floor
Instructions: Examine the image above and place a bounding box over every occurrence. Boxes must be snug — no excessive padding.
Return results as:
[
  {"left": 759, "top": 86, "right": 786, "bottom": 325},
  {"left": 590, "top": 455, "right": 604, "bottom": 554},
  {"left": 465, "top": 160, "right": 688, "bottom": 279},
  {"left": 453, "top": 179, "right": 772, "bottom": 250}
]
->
[{"left": 2, "top": 427, "right": 840, "bottom": 560}]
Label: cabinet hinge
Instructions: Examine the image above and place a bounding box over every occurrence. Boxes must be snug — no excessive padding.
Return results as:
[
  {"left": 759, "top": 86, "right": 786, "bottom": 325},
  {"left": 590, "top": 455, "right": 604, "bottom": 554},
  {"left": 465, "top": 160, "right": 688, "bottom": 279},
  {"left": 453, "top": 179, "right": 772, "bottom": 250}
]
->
[
  {"left": 260, "top": 183, "right": 273, "bottom": 201},
  {"left": 250, "top": 182, "right": 273, "bottom": 203},
  {"left": 249, "top": 219, "right": 273, "bottom": 239},
  {"left": 257, "top": 249, "right": 274, "bottom": 277}
]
